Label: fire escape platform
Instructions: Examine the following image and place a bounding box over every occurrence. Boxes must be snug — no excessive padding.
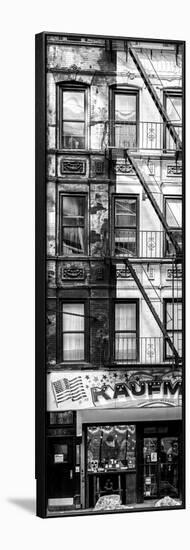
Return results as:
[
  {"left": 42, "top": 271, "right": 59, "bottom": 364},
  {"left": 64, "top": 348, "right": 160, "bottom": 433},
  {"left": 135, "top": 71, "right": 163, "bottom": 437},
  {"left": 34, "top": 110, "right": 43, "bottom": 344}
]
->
[{"left": 110, "top": 257, "right": 182, "bottom": 265}]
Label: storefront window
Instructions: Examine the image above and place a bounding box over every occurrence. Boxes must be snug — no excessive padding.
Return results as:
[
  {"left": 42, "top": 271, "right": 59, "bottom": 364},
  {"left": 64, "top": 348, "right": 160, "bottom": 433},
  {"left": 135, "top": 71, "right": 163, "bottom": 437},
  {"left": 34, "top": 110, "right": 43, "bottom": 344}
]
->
[
  {"left": 49, "top": 411, "right": 74, "bottom": 425},
  {"left": 87, "top": 425, "right": 136, "bottom": 471}
]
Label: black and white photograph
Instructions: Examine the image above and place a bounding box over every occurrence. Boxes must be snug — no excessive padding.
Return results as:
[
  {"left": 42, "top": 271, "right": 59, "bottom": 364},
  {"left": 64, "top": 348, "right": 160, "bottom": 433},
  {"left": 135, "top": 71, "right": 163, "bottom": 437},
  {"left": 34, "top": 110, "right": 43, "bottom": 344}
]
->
[
  {"left": 35, "top": 32, "right": 185, "bottom": 518},
  {"left": 1, "top": 0, "right": 190, "bottom": 548}
]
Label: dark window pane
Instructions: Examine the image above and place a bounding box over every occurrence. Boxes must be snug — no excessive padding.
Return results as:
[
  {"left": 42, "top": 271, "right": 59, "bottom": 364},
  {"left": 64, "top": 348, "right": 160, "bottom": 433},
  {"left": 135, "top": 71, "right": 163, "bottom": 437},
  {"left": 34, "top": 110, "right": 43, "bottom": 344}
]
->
[
  {"left": 63, "top": 122, "right": 85, "bottom": 149},
  {"left": 63, "top": 217, "right": 84, "bottom": 227},
  {"left": 63, "top": 91, "right": 85, "bottom": 120},
  {"left": 62, "top": 227, "right": 85, "bottom": 254},
  {"left": 63, "top": 196, "right": 85, "bottom": 218},
  {"left": 49, "top": 412, "right": 74, "bottom": 425},
  {"left": 62, "top": 196, "right": 85, "bottom": 255},
  {"left": 115, "top": 94, "right": 137, "bottom": 122},
  {"left": 115, "top": 199, "right": 137, "bottom": 227},
  {"left": 166, "top": 333, "right": 182, "bottom": 357},
  {"left": 115, "top": 229, "right": 136, "bottom": 256},
  {"left": 165, "top": 230, "right": 182, "bottom": 256}
]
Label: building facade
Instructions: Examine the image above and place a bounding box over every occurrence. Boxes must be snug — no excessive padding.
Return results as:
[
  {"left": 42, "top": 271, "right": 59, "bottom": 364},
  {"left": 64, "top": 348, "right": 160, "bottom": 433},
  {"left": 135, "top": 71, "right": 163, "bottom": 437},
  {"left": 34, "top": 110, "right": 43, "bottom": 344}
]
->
[{"left": 44, "top": 34, "right": 184, "bottom": 515}]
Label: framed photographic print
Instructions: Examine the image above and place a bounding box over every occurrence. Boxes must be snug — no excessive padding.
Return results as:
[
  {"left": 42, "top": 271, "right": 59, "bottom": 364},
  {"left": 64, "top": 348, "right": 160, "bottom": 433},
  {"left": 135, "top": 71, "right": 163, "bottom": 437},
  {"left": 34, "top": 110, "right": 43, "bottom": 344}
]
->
[{"left": 35, "top": 32, "right": 185, "bottom": 518}]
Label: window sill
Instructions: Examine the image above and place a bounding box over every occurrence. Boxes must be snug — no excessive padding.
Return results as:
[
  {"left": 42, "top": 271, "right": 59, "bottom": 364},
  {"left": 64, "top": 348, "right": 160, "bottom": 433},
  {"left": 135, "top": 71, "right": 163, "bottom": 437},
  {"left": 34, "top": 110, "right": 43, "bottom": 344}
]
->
[
  {"left": 47, "top": 362, "right": 92, "bottom": 371},
  {"left": 47, "top": 148, "right": 105, "bottom": 155}
]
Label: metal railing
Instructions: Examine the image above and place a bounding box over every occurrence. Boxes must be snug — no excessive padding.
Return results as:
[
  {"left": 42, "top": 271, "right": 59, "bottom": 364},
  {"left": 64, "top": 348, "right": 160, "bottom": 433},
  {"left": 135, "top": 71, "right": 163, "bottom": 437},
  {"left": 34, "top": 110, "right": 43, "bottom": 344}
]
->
[
  {"left": 61, "top": 335, "right": 182, "bottom": 366},
  {"left": 107, "top": 121, "right": 182, "bottom": 151},
  {"left": 114, "top": 336, "right": 182, "bottom": 364},
  {"left": 114, "top": 230, "right": 182, "bottom": 259},
  {"left": 61, "top": 121, "right": 182, "bottom": 152}
]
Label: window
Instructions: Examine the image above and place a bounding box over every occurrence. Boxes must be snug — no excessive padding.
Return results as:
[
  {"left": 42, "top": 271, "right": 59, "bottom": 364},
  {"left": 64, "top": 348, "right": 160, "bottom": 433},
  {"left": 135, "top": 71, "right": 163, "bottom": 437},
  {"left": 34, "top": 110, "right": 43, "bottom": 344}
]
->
[
  {"left": 163, "top": 91, "right": 182, "bottom": 150},
  {"left": 60, "top": 194, "right": 87, "bottom": 255},
  {"left": 87, "top": 425, "right": 136, "bottom": 471},
  {"left": 62, "top": 303, "right": 85, "bottom": 361},
  {"left": 113, "top": 196, "right": 138, "bottom": 256},
  {"left": 59, "top": 87, "right": 87, "bottom": 149},
  {"left": 164, "top": 299, "right": 182, "bottom": 359},
  {"left": 112, "top": 90, "right": 138, "bottom": 148},
  {"left": 114, "top": 301, "right": 138, "bottom": 361},
  {"left": 165, "top": 197, "right": 182, "bottom": 256},
  {"left": 48, "top": 412, "right": 74, "bottom": 426}
]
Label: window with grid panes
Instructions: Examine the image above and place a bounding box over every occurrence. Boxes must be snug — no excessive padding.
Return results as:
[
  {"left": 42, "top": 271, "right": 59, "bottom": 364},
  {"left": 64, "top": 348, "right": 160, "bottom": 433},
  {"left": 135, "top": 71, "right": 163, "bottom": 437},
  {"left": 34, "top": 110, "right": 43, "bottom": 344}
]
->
[
  {"left": 114, "top": 196, "right": 138, "bottom": 256},
  {"left": 164, "top": 299, "right": 182, "bottom": 359},
  {"left": 163, "top": 91, "right": 182, "bottom": 150},
  {"left": 112, "top": 91, "right": 138, "bottom": 148},
  {"left": 165, "top": 197, "right": 182, "bottom": 256},
  {"left": 114, "top": 302, "right": 138, "bottom": 362},
  {"left": 60, "top": 87, "right": 87, "bottom": 149},
  {"left": 60, "top": 195, "right": 87, "bottom": 255},
  {"left": 62, "top": 303, "right": 85, "bottom": 361}
]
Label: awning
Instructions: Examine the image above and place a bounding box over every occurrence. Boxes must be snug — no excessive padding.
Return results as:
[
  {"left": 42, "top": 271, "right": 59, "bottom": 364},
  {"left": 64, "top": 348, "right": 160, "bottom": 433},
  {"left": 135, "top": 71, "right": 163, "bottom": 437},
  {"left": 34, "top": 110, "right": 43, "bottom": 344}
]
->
[{"left": 76, "top": 406, "right": 182, "bottom": 435}]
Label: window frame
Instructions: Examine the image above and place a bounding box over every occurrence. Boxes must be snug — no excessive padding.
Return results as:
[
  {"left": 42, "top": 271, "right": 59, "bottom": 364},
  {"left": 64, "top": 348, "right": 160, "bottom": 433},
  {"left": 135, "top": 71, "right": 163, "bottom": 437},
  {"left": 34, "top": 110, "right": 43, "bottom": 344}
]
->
[
  {"left": 58, "top": 83, "right": 89, "bottom": 150},
  {"left": 113, "top": 299, "right": 139, "bottom": 363},
  {"left": 60, "top": 300, "right": 88, "bottom": 363},
  {"left": 164, "top": 195, "right": 182, "bottom": 257},
  {"left": 110, "top": 88, "right": 139, "bottom": 148},
  {"left": 163, "top": 89, "right": 182, "bottom": 151},
  {"left": 163, "top": 298, "right": 182, "bottom": 360},
  {"left": 59, "top": 192, "right": 88, "bottom": 257},
  {"left": 112, "top": 194, "right": 139, "bottom": 257}
]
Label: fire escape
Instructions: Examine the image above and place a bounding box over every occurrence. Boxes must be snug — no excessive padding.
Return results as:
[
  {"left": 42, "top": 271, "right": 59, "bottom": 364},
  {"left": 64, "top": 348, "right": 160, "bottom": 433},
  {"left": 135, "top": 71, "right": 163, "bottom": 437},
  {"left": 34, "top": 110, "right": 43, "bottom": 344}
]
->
[{"left": 106, "top": 41, "right": 182, "bottom": 368}]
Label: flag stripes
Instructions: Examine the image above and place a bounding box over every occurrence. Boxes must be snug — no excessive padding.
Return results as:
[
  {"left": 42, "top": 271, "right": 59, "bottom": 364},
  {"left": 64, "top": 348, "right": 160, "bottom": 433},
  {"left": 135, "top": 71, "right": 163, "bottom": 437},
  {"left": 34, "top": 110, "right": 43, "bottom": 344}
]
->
[{"left": 52, "top": 376, "right": 87, "bottom": 405}]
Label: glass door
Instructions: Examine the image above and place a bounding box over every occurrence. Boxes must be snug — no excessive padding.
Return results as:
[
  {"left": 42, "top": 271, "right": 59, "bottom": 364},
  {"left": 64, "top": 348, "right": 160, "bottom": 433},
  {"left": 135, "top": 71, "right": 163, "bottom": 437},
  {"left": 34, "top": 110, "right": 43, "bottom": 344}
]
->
[
  {"left": 143, "top": 435, "right": 179, "bottom": 500},
  {"left": 159, "top": 437, "right": 179, "bottom": 498},
  {"left": 143, "top": 437, "right": 158, "bottom": 498}
]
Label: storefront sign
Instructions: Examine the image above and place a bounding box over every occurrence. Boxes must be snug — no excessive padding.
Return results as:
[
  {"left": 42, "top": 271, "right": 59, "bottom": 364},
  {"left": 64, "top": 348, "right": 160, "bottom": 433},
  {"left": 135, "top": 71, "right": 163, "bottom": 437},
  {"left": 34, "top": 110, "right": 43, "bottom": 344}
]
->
[{"left": 47, "top": 370, "right": 182, "bottom": 411}]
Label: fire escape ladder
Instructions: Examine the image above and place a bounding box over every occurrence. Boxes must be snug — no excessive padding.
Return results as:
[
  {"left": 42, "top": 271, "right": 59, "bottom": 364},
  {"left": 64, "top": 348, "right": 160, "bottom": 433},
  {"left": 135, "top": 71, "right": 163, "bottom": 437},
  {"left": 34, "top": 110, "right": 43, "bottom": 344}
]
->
[
  {"left": 128, "top": 43, "right": 182, "bottom": 150},
  {"left": 126, "top": 150, "right": 181, "bottom": 255},
  {"left": 123, "top": 257, "right": 180, "bottom": 363}
]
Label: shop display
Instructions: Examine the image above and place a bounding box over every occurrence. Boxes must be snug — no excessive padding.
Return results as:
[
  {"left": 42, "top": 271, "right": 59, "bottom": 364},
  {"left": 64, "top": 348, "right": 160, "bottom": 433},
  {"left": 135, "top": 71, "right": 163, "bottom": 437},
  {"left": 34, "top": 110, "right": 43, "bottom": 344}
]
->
[{"left": 87, "top": 425, "right": 136, "bottom": 473}]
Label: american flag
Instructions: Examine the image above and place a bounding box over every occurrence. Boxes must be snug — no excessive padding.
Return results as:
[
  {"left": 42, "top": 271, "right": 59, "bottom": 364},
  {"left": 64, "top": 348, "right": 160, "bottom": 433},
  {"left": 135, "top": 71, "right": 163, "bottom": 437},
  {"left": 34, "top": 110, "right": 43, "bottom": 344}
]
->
[{"left": 52, "top": 376, "right": 87, "bottom": 406}]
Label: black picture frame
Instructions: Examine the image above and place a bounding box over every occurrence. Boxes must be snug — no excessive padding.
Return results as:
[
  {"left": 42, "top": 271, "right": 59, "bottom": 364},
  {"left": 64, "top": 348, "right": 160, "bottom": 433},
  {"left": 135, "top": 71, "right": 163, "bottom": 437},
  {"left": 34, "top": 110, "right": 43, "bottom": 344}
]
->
[{"left": 35, "top": 32, "right": 185, "bottom": 519}]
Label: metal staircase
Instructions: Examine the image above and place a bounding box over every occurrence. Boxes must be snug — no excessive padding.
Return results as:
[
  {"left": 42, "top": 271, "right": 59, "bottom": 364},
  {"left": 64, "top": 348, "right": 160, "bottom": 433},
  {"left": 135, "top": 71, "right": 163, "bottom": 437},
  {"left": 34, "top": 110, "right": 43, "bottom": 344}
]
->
[
  {"left": 107, "top": 42, "right": 182, "bottom": 367},
  {"left": 128, "top": 43, "right": 182, "bottom": 150},
  {"left": 123, "top": 257, "right": 180, "bottom": 363},
  {"left": 125, "top": 150, "right": 181, "bottom": 256}
]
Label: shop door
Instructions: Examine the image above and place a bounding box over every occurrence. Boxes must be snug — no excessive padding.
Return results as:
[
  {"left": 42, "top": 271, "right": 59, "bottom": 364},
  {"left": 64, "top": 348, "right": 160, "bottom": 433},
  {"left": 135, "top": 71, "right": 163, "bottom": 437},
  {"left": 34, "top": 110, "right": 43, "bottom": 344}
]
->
[
  {"left": 143, "top": 436, "right": 179, "bottom": 500},
  {"left": 47, "top": 437, "right": 74, "bottom": 507}
]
